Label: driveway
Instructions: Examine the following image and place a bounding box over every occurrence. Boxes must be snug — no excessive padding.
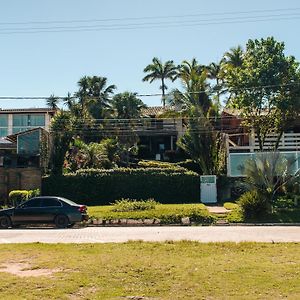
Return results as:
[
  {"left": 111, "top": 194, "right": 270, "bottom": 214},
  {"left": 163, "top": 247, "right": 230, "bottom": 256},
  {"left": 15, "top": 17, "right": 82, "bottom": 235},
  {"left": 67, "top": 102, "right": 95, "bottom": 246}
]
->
[{"left": 0, "top": 226, "right": 300, "bottom": 243}]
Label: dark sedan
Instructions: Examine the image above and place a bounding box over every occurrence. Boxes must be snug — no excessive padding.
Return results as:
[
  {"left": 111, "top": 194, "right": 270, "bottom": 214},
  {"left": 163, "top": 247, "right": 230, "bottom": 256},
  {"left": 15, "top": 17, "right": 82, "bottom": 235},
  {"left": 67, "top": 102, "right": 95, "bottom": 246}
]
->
[{"left": 0, "top": 196, "right": 89, "bottom": 229}]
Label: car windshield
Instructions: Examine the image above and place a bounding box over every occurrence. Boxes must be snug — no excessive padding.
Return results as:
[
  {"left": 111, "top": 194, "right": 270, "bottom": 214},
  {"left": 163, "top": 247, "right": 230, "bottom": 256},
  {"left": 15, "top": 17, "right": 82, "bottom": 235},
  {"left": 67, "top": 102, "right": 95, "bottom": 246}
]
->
[{"left": 58, "top": 197, "right": 79, "bottom": 206}]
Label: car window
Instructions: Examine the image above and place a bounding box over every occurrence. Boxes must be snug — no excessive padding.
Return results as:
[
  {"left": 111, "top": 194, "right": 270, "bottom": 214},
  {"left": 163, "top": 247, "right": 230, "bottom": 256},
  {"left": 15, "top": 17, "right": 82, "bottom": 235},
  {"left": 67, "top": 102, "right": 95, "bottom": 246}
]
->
[
  {"left": 41, "top": 198, "right": 62, "bottom": 207},
  {"left": 21, "top": 198, "right": 42, "bottom": 208}
]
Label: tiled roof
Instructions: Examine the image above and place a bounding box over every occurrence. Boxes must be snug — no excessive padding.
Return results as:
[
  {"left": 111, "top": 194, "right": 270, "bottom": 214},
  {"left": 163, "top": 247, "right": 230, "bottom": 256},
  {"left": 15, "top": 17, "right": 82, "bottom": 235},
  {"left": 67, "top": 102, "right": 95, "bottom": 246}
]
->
[{"left": 141, "top": 106, "right": 175, "bottom": 117}]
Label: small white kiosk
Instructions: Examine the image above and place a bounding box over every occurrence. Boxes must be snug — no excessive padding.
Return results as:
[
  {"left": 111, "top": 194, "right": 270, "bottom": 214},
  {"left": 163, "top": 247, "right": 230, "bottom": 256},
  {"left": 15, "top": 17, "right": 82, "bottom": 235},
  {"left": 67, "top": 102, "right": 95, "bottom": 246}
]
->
[{"left": 200, "top": 175, "right": 217, "bottom": 203}]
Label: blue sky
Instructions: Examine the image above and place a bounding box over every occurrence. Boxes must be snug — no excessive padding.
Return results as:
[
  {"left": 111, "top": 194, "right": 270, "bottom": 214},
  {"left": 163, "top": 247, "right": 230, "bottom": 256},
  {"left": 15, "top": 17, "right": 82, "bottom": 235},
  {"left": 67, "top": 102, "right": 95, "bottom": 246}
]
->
[{"left": 0, "top": 0, "right": 300, "bottom": 108}]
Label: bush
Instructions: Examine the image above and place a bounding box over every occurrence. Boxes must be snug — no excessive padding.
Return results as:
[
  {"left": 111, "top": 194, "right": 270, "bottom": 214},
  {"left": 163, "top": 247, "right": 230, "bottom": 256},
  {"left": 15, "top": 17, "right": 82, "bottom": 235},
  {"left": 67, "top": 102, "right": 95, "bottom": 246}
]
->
[
  {"left": 8, "top": 190, "right": 29, "bottom": 206},
  {"left": 137, "top": 160, "right": 183, "bottom": 169},
  {"left": 8, "top": 189, "right": 41, "bottom": 207},
  {"left": 273, "top": 196, "right": 296, "bottom": 209},
  {"left": 111, "top": 198, "right": 158, "bottom": 212},
  {"left": 223, "top": 202, "right": 239, "bottom": 210},
  {"left": 42, "top": 167, "right": 200, "bottom": 205},
  {"left": 174, "top": 159, "right": 201, "bottom": 174},
  {"left": 237, "top": 190, "right": 268, "bottom": 219}
]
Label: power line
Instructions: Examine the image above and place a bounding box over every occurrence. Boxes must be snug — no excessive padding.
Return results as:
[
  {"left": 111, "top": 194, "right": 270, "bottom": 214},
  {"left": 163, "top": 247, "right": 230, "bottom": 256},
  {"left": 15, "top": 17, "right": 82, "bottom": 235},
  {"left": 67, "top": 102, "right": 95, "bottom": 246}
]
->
[
  {"left": 0, "top": 7, "right": 299, "bottom": 26},
  {"left": 0, "top": 12, "right": 300, "bottom": 35},
  {"left": 0, "top": 82, "right": 299, "bottom": 100}
]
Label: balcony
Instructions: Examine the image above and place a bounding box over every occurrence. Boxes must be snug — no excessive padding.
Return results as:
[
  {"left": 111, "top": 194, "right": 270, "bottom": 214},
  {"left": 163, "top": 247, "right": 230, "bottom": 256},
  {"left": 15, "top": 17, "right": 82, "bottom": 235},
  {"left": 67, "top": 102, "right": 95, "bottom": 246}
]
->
[{"left": 228, "top": 132, "right": 300, "bottom": 152}]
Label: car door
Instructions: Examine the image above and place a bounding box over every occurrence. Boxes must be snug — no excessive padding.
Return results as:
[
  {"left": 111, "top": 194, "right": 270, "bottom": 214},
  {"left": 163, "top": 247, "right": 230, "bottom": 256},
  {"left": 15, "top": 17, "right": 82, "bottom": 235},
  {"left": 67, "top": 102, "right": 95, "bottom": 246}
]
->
[
  {"left": 39, "top": 198, "right": 63, "bottom": 222},
  {"left": 12, "top": 198, "right": 43, "bottom": 223}
]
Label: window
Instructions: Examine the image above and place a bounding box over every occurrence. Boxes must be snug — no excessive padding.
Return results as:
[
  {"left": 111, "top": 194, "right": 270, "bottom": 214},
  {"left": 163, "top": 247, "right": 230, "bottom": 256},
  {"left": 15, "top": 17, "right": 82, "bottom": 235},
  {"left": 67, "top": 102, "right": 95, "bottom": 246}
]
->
[
  {"left": 0, "top": 115, "right": 8, "bottom": 137},
  {"left": 13, "top": 114, "right": 45, "bottom": 133},
  {"left": 0, "top": 115, "right": 8, "bottom": 127},
  {"left": 21, "top": 198, "right": 42, "bottom": 208},
  {"left": 17, "top": 130, "right": 40, "bottom": 155},
  {"left": 0, "top": 128, "right": 8, "bottom": 137},
  {"left": 41, "top": 198, "right": 62, "bottom": 207}
]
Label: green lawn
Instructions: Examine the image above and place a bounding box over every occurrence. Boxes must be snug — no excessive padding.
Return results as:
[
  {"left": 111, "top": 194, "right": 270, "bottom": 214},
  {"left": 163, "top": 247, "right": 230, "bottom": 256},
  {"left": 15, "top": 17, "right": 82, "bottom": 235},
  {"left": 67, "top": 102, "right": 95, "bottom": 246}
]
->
[
  {"left": 88, "top": 203, "right": 215, "bottom": 224},
  {"left": 0, "top": 242, "right": 299, "bottom": 299}
]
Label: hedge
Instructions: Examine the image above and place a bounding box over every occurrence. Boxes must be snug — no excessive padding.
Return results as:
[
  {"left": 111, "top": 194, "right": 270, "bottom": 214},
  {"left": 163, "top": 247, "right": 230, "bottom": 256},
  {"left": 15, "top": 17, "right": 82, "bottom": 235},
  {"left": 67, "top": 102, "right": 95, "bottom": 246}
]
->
[{"left": 42, "top": 167, "right": 200, "bottom": 205}]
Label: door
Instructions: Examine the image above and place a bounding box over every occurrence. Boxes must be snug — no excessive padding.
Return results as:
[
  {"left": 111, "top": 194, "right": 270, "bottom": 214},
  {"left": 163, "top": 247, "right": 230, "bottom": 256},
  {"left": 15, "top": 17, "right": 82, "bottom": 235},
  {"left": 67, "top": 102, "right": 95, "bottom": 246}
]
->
[
  {"left": 200, "top": 176, "right": 217, "bottom": 203},
  {"left": 12, "top": 198, "right": 43, "bottom": 223}
]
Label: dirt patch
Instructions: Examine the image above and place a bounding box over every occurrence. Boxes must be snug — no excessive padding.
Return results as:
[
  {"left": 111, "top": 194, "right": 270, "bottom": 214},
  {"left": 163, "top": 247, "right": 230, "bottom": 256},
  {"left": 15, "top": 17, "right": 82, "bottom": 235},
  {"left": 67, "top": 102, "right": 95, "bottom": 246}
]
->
[{"left": 0, "top": 262, "right": 60, "bottom": 277}]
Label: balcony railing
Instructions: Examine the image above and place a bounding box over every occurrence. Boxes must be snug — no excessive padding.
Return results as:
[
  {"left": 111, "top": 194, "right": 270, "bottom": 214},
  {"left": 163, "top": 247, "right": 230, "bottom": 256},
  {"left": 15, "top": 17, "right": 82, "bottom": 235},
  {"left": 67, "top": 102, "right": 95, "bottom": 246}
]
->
[{"left": 228, "top": 132, "right": 300, "bottom": 151}]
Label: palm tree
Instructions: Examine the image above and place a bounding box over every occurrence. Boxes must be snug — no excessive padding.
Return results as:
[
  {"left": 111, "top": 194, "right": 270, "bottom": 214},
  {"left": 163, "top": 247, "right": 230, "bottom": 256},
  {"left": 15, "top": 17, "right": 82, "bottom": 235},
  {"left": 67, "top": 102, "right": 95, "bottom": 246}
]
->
[
  {"left": 170, "top": 59, "right": 211, "bottom": 115},
  {"left": 112, "top": 92, "right": 146, "bottom": 119},
  {"left": 46, "top": 94, "right": 60, "bottom": 110},
  {"left": 76, "top": 76, "right": 116, "bottom": 119},
  {"left": 143, "top": 57, "right": 178, "bottom": 107},
  {"left": 223, "top": 45, "right": 243, "bottom": 68}
]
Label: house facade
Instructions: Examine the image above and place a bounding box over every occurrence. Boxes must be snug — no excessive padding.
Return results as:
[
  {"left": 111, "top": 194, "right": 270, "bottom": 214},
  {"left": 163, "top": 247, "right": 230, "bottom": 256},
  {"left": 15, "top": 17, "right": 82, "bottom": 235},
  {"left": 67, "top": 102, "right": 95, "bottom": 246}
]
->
[
  {"left": 222, "top": 109, "right": 300, "bottom": 177},
  {"left": 0, "top": 108, "right": 55, "bottom": 138}
]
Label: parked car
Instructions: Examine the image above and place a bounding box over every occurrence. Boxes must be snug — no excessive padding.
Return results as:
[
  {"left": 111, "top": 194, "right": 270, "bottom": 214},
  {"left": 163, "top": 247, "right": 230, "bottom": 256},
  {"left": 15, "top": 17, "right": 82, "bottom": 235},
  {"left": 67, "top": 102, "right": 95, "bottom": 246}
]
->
[{"left": 0, "top": 196, "right": 89, "bottom": 229}]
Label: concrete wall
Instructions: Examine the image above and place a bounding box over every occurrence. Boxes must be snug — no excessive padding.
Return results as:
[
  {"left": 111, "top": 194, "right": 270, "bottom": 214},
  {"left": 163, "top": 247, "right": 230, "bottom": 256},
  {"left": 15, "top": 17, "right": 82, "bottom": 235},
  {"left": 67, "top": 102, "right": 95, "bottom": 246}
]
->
[{"left": 0, "top": 168, "right": 41, "bottom": 204}]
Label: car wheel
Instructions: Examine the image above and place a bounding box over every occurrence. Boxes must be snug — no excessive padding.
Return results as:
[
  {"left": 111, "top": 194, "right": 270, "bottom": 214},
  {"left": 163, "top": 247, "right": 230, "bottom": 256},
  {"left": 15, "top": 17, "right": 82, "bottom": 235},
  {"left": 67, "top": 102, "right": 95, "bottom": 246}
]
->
[
  {"left": 0, "top": 216, "right": 12, "bottom": 229},
  {"left": 54, "top": 214, "right": 69, "bottom": 229}
]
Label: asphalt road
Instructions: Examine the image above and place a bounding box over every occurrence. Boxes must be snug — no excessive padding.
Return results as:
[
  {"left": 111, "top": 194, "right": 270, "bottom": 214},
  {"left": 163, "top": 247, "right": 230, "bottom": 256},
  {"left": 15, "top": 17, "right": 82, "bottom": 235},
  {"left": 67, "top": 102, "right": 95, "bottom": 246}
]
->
[{"left": 0, "top": 226, "right": 300, "bottom": 243}]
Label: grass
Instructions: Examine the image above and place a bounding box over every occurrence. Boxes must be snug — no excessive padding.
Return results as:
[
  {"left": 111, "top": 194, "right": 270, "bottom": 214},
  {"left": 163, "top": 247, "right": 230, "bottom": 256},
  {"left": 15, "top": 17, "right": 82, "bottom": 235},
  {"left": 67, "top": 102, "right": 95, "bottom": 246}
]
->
[
  {"left": 0, "top": 242, "right": 299, "bottom": 299},
  {"left": 88, "top": 203, "right": 215, "bottom": 224}
]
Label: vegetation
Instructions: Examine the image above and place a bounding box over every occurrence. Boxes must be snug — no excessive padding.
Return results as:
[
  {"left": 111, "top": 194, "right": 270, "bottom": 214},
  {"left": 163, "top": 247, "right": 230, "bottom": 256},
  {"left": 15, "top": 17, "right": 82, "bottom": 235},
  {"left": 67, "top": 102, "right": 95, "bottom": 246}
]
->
[
  {"left": 111, "top": 198, "right": 158, "bottom": 212},
  {"left": 8, "top": 189, "right": 40, "bottom": 206},
  {"left": 142, "top": 57, "right": 177, "bottom": 107},
  {"left": 88, "top": 203, "right": 215, "bottom": 224},
  {"left": 0, "top": 243, "right": 299, "bottom": 299},
  {"left": 42, "top": 168, "right": 200, "bottom": 205},
  {"left": 223, "top": 37, "right": 300, "bottom": 150}
]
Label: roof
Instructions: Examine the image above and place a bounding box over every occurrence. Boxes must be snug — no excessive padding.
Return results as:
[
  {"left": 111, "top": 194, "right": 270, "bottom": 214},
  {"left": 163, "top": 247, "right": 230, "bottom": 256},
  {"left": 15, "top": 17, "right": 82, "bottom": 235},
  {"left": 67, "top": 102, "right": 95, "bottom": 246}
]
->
[
  {"left": 6, "top": 127, "right": 48, "bottom": 144},
  {"left": 0, "top": 137, "right": 16, "bottom": 149},
  {"left": 0, "top": 108, "right": 56, "bottom": 114},
  {"left": 141, "top": 106, "right": 176, "bottom": 117}
]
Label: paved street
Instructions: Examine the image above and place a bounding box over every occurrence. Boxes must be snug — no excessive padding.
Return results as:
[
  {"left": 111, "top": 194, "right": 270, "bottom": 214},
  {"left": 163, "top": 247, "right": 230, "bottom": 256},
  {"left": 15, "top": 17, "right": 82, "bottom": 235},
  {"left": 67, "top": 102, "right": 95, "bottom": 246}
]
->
[{"left": 0, "top": 226, "right": 300, "bottom": 243}]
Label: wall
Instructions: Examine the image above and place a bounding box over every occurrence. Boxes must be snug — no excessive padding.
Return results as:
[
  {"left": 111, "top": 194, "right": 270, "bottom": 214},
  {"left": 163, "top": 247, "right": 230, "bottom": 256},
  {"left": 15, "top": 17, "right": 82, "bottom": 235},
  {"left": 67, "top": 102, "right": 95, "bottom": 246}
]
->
[{"left": 0, "top": 168, "right": 41, "bottom": 204}]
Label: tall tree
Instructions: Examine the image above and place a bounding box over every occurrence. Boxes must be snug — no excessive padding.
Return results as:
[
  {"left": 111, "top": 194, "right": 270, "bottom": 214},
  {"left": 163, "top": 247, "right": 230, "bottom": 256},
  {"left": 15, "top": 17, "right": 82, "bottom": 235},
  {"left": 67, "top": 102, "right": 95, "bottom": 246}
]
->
[
  {"left": 143, "top": 57, "right": 178, "bottom": 107},
  {"left": 112, "top": 92, "right": 146, "bottom": 119},
  {"left": 223, "top": 37, "right": 300, "bottom": 150},
  {"left": 169, "top": 59, "right": 213, "bottom": 116},
  {"left": 46, "top": 94, "right": 60, "bottom": 110},
  {"left": 75, "top": 76, "right": 116, "bottom": 119}
]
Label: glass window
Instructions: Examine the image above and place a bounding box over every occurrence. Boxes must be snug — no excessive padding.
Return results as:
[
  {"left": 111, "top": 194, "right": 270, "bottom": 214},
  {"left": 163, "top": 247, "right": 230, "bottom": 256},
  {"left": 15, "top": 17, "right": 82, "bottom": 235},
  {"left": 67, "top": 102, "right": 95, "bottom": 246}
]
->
[
  {"left": 17, "top": 130, "right": 40, "bottom": 155},
  {"left": 41, "top": 198, "right": 62, "bottom": 207},
  {"left": 0, "top": 128, "right": 8, "bottom": 137},
  {"left": 21, "top": 198, "right": 41, "bottom": 208},
  {"left": 30, "top": 115, "right": 45, "bottom": 126},
  {"left": 13, "top": 115, "right": 28, "bottom": 126},
  {"left": 0, "top": 115, "right": 8, "bottom": 127},
  {"left": 229, "top": 153, "right": 253, "bottom": 177}
]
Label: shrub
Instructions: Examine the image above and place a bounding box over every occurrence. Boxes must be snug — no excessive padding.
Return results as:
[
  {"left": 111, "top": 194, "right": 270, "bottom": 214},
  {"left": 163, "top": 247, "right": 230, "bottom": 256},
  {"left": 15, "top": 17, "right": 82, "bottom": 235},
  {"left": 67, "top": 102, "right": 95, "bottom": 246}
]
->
[
  {"left": 273, "top": 196, "right": 296, "bottom": 209},
  {"left": 137, "top": 160, "right": 183, "bottom": 170},
  {"left": 8, "top": 189, "right": 41, "bottom": 207},
  {"left": 28, "top": 189, "right": 41, "bottom": 199},
  {"left": 111, "top": 198, "right": 158, "bottom": 212},
  {"left": 237, "top": 190, "right": 268, "bottom": 219},
  {"left": 223, "top": 202, "right": 239, "bottom": 210},
  {"left": 42, "top": 167, "right": 200, "bottom": 205},
  {"left": 8, "top": 190, "right": 29, "bottom": 206}
]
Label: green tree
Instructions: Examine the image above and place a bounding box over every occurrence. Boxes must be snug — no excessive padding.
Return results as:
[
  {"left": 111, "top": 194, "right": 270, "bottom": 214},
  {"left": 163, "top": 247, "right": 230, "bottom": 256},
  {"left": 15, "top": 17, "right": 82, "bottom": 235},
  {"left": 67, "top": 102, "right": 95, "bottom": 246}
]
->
[
  {"left": 75, "top": 76, "right": 116, "bottom": 119},
  {"left": 49, "top": 111, "right": 74, "bottom": 175},
  {"left": 169, "top": 59, "right": 212, "bottom": 116},
  {"left": 143, "top": 57, "right": 178, "bottom": 107},
  {"left": 178, "top": 105, "right": 225, "bottom": 175},
  {"left": 223, "top": 37, "right": 300, "bottom": 150},
  {"left": 46, "top": 94, "right": 60, "bottom": 110},
  {"left": 112, "top": 92, "right": 146, "bottom": 119}
]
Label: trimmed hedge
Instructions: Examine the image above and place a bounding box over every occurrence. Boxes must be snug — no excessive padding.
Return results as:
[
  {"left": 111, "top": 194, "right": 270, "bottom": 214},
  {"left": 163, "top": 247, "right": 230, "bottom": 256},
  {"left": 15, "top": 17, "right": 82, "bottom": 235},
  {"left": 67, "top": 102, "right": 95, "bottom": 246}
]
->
[{"left": 42, "top": 167, "right": 200, "bottom": 205}]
